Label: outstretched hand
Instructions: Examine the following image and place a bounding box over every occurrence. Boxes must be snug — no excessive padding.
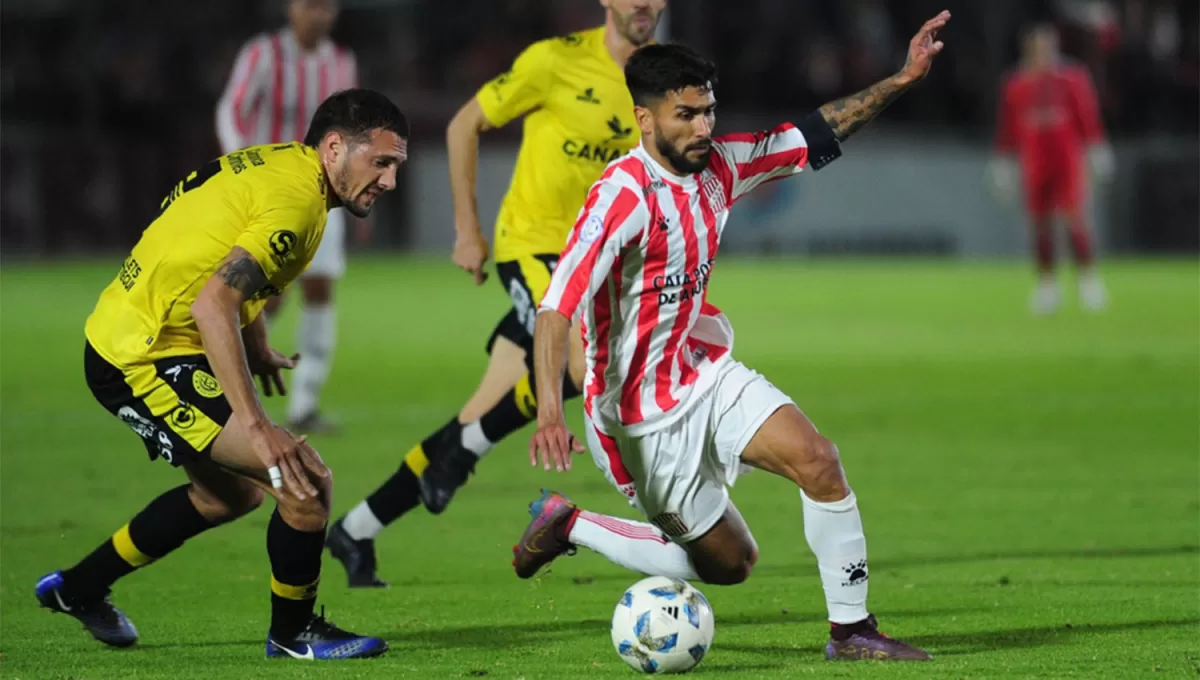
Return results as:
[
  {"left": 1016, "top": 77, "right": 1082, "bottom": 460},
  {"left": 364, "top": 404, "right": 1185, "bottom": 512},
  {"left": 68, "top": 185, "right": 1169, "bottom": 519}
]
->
[
  {"left": 899, "top": 10, "right": 950, "bottom": 85},
  {"left": 529, "top": 417, "right": 585, "bottom": 472},
  {"left": 249, "top": 347, "right": 299, "bottom": 397}
]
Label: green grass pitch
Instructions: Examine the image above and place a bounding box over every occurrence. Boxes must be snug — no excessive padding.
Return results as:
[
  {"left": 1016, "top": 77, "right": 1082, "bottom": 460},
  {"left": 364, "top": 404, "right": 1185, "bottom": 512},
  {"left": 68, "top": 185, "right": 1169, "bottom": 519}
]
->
[{"left": 2, "top": 256, "right": 1198, "bottom": 679}]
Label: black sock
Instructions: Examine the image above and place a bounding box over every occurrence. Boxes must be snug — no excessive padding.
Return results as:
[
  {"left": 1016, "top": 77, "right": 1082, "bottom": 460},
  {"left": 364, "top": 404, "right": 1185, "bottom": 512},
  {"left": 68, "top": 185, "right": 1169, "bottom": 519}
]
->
[
  {"left": 63, "top": 484, "right": 214, "bottom": 599},
  {"left": 267, "top": 509, "right": 324, "bottom": 638},
  {"left": 364, "top": 464, "right": 422, "bottom": 527},
  {"left": 480, "top": 376, "right": 537, "bottom": 443}
]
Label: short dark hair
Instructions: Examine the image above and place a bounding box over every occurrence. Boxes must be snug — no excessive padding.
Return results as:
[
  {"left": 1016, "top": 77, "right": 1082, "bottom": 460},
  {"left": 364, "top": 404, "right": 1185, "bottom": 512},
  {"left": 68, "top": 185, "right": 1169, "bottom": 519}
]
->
[
  {"left": 303, "top": 88, "right": 409, "bottom": 147},
  {"left": 624, "top": 44, "right": 719, "bottom": 107}
]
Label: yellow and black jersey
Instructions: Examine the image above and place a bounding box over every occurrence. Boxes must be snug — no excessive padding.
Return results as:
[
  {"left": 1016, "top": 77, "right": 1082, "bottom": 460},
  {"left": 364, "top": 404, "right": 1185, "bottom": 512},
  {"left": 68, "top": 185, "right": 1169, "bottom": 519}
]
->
[
  {"left": 476, "top": 27, "right": 641, "bottom": 262},
  {"left": 86, "top": 143, "right": 329, "bottom": 368}
]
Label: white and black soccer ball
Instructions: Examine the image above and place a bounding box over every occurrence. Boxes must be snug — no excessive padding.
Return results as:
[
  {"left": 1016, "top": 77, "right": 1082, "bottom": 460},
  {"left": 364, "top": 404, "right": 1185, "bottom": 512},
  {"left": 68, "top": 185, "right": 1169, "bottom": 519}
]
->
[{"left": 610, "top": 576, "right": 715, "bottom": 674}]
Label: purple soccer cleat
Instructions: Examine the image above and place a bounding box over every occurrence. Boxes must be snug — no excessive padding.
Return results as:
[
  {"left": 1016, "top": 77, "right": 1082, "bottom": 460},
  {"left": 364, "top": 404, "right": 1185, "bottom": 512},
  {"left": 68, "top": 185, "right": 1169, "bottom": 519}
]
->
[
  {"left": 825, "top": 615, "right": 932, "bottom": 661},
  {"left": 512, "top": 489, "right": 578, "bottom": 579}
]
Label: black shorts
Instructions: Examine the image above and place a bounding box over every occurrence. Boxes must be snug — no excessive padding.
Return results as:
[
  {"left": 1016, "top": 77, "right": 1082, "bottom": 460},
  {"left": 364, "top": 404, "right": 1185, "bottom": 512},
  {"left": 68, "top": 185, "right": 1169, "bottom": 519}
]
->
[
  {"left": 485, "top": 253, "right": 560, "bottom": 368},
  {"left": 84, "top": 341, "right": 233, "bottom": 467}
]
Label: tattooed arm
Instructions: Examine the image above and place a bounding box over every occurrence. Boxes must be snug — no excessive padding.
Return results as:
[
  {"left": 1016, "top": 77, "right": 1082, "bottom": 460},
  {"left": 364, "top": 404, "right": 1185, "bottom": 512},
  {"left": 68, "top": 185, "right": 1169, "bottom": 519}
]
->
[
  {"left": 192, "top": 246, "right": 273, "bottom": 429},
  {"left": 818, "top": 10, "right": 950, "bottom": 142}
]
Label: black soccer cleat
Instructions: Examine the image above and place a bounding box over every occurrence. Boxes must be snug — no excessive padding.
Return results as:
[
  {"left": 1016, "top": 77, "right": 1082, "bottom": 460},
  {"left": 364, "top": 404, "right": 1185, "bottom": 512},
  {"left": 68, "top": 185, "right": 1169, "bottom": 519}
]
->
[
  {"left": 325, "top": 519, "right": 388, "bottom": 589},
  {"left": 36, "top": 571, "right": 139, "bottom": 648},
  {"left": 266, "top": 607, "right": 388, "bottom": 660},
  {"left": 417, "top": 441, "right": 478, "bottom": 515}
]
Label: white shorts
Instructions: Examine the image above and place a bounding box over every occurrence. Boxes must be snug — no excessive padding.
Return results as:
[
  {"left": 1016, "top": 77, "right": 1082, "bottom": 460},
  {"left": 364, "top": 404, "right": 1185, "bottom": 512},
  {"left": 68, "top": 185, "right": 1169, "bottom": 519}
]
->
[
  {"left": 304, "top": 208, "right": 346, "bottom": 279},
  {"left": 583, "top": 358, "right": 793, "bottom": 544}
]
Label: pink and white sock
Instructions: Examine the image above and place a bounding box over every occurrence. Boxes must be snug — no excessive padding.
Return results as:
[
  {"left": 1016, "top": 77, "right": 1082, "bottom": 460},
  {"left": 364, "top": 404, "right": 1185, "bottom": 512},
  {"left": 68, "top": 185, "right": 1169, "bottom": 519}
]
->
[{"left": 569, "top": 511, "right": 698, "bottom": 579}]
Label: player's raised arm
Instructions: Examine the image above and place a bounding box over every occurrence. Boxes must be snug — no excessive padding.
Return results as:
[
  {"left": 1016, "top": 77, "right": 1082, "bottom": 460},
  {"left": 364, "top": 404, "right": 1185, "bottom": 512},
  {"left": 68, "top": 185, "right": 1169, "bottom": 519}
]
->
[
  {"left": 530, "top": 178, "right": 647, "bottom": 471},
  {"left": 447, "top": 40, "right": 553, "bottom": 285},
  {"left": 816, "top": 10, "right": 949, "bottom": 142},
  {"left": 216, "top": 36, "right": 271, "bottom": 154}
]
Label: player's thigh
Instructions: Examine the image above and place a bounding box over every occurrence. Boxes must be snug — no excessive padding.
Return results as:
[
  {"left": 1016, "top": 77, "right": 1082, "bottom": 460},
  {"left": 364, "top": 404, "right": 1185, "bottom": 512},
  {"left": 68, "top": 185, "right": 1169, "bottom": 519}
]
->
[
  {"left": 84, "top": 342, "right": 232, "bottom": 470},
  {"left": 712, "top": 360, "right": 847, "bottom": 499}
]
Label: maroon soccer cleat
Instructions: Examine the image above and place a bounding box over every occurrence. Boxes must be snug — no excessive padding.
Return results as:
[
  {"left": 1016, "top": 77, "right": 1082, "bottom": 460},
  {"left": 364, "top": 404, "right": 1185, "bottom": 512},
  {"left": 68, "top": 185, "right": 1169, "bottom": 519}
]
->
[
  {"left": 825, "top": 615, "right": 932, "bottom": 661},
  {"left": 512, "top": 489, "right": 578, "bottom": 579}
]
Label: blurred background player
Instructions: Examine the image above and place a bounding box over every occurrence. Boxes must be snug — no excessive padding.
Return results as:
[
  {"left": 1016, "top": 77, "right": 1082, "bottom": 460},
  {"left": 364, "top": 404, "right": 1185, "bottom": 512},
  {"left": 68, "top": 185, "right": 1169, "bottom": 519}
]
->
[
  {"left": 216, "top": 0, "right": 361, "bottom": 431},
  {"left": 989, "top": 22, "right": 1115, "bottom": 316},
  {"left": 35, "top": 89, "right": 407, "bottom": 659},
  {"left": 327, "top": 0, "right": 668, "bottom": 588}
]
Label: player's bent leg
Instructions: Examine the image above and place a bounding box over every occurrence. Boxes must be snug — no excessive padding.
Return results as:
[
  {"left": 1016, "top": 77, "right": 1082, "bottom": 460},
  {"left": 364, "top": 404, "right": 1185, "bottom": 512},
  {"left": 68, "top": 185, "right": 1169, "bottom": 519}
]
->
[
  {"left": 740, "top": 404, "right": 930, "bottom": 661},
  {"left": 512, "top": 489, "right": 698, "bottom": 581},
  {"left": 679, "top": 504, "right": 758, "bottom": 586},
  {"left": 208, "top": 415, "right": 388, "bottom": 660},
  {"left": 418, "top": 335, "right": 535, "bottom": 513},
  {"left": 327, "top": 334, "right": 530, "bottom": 588},
  {"left": 288, "top": 275, "right": 339, "bottom": 434},
  {"left": 37, "top": 469, "right": 249, "bottom": 648}
]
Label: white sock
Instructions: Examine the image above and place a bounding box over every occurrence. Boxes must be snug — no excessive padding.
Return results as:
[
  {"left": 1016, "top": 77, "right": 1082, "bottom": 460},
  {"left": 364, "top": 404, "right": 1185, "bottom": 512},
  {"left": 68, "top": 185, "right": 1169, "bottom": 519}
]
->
[
  {"left": 287, "top": 304, "right": 336, "bottom": 422},
  {"left": 569, "top": 511, "right": 699, "bottom": 580},
  {"left": 342, "top": 500, "right": 384, "bottom": 541},
  {"left": 460, "top": 421, "right": 493, "bottom": 459},
  {"left": 801, "top": 490, "right": 870, "bottom": 624}
]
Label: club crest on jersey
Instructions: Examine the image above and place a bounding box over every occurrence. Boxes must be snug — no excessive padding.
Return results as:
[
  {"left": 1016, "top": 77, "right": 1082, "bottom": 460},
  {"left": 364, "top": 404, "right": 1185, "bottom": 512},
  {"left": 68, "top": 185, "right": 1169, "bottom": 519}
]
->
[
  {"left": 579, "top": 214, "right": 604, "bottom": 244},
  {"left": 700, "top": 171, "right": 726, "bottom": 214}
]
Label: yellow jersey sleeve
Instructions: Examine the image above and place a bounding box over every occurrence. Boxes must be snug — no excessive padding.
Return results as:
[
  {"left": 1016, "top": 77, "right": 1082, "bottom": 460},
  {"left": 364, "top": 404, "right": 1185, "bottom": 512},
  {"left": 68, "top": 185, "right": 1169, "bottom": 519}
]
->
[
  {"left": 476, "top": 40, "right": 554, "bottom": 128},
  {"left": 235, "top": 181, "right": 324, "bottom": 282}
]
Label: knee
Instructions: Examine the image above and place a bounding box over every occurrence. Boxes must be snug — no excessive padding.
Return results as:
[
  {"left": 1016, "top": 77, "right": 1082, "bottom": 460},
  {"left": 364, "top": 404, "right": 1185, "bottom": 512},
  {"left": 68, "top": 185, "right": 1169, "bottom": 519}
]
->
[
  {"left": 697, "top": 544, "right": 757, "bottom": 586},
  {"left": 792, "top": 435, "right": 850, "bottom": 502},
  {"left": 275, "top": 465, "right": 333, "bottom": 531},
  {"left": 188, "top": 483, "right": 265, "bottom": 525}
]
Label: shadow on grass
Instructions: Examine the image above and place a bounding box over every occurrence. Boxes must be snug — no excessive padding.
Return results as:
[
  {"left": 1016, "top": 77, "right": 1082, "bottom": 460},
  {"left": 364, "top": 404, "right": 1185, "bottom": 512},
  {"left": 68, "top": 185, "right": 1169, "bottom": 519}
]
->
[
  {"left": 909, "top": 617, "right": 1200, "bottom": 656},
  {"left": 557, "top": 544, "right": 1200, "bottom": 586}
]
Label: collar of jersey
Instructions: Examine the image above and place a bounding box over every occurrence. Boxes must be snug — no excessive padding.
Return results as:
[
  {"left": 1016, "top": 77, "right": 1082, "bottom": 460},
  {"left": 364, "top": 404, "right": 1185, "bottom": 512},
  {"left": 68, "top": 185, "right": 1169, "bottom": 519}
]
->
[{"left": 635, "top": 144, "right": 698, "bottom": 188}]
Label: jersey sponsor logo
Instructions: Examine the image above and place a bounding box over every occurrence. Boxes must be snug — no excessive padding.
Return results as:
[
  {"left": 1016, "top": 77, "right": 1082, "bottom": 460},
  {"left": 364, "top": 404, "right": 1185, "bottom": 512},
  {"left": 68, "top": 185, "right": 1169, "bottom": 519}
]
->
[
  {"left": 653, "top": 259, "right": 714, "bottom": 306},
  {"left": 607, "top": 115, "right": 633, "bottom": 140},
  {"left": 270, "top": 230, "right": 297, "bottom": 257},
  {"left": 651, "top": 512, "right": 690, "bottom": 539},
  {"left": 193, "top": 370, "right": 223, "bottom": 399},
  {"left": 226, "top": 148, "right": 266, "bottom": 174},
  {"left": 576, "top": 87, "right": 601, "bottom": 104},
  {"left": 270, "top": 230, "right": 298, "bottom": 269},
  {"left": 118, "top": 256, "right": 142, "bottom": 292},
  {"left": 579, "top": 214, "right": 605, "bottom": 244},
  {"left": 562, "top": 139, "right": 624, "bottom": 164}
]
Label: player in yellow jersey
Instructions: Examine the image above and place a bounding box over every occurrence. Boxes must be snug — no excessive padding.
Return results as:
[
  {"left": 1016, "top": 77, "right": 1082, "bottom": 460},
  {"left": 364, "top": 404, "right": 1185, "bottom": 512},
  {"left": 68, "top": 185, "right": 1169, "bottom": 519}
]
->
[
  {"left": 35, "top": 89, "right": 408, "bottom": 660},
  {"left": 328, "top": 0, "right": 666, "bottom": 588}
]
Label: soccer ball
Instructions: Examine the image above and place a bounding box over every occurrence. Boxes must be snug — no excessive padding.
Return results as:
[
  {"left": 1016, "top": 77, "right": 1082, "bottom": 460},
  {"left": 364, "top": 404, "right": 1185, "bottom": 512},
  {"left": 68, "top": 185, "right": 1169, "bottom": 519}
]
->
[{"left": 610, "top": 576, "right": 715, "bottom": 674}]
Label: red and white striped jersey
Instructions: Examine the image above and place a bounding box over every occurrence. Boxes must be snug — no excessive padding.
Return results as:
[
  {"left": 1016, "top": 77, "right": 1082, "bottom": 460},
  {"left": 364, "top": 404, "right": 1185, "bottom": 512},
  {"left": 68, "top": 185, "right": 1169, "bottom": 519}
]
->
[
  {"left": 216, "top": 29, "right": 358, "bottom": 153},
  {"left": 540, "top": 123, "right": 812, "bottom": 435}
]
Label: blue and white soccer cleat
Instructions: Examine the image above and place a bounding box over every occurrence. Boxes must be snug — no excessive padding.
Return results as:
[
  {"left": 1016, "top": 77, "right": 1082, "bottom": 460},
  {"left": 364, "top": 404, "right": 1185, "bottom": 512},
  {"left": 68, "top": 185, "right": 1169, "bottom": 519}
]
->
[
  {"left": 35, "top": 570, "right": 139, "bottom": 648},
  {"left": 266, "top": 608, "right": 388, "bottom": 660}
]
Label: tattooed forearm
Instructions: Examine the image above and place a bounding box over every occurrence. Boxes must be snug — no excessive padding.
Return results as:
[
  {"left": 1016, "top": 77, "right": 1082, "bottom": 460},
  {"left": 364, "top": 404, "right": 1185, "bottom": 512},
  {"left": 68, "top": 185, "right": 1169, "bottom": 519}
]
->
[
  {"left": 218, "top": 256, "right": 267, "bottom": 299},
  {"left": 818, "top": 76, "right": 909, "bottom": 142}
]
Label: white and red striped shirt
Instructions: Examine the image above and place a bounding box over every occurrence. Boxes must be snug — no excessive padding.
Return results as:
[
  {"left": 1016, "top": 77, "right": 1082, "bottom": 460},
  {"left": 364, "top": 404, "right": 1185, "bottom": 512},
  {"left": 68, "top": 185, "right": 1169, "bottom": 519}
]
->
[
  {"left": 540, "top": 122, "right": 812, "bottom": 436},
  {"left": 216, "top": 29, "right": 358, "bottom": 153}
]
